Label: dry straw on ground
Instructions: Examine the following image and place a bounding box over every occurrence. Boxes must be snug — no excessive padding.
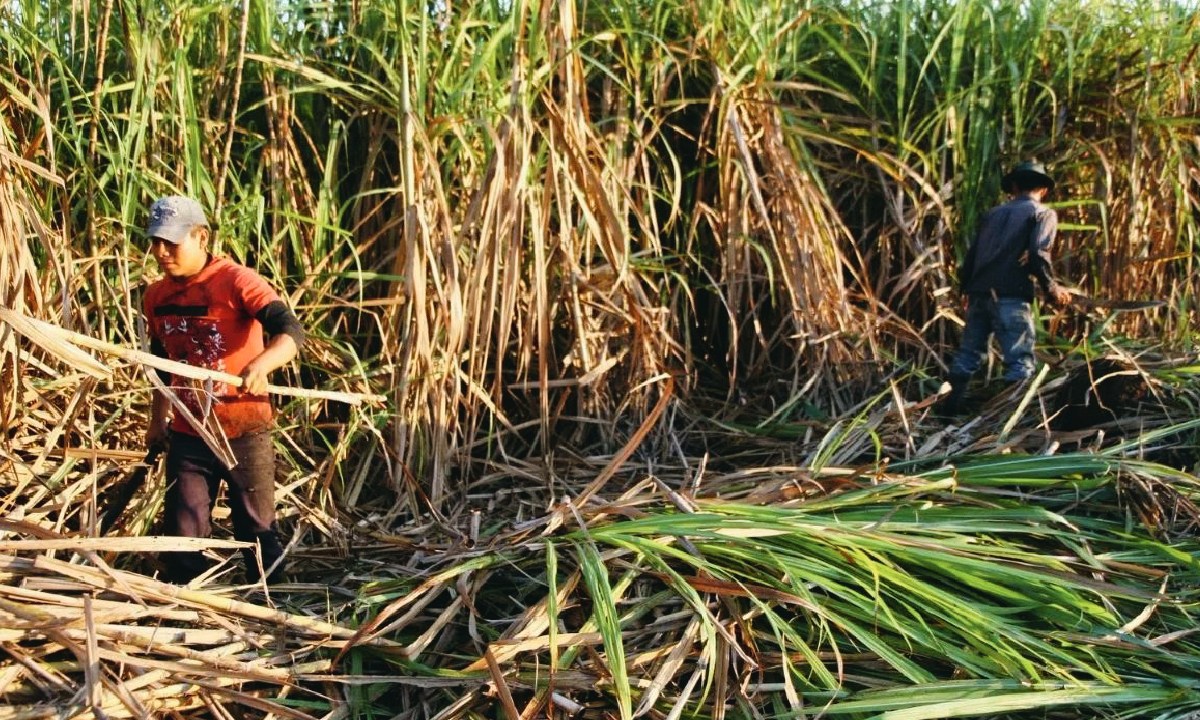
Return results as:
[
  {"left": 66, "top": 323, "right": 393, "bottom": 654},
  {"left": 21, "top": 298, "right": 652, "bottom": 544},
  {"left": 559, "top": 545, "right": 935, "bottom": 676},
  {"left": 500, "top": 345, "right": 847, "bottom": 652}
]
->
[{"left": 2, "top": 331, "right": 1198, "bottom": 717}]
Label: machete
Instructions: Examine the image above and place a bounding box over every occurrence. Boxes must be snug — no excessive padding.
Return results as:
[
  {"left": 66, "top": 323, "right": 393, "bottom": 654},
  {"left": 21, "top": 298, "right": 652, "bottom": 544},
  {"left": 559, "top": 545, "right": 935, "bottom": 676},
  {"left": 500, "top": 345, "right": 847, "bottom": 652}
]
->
[
  {"left": 1062, "top": 287, "right": 1165, "bottom": 312},
  {"left": 97, "top": 443, "right": 164, "bottom": 535}
]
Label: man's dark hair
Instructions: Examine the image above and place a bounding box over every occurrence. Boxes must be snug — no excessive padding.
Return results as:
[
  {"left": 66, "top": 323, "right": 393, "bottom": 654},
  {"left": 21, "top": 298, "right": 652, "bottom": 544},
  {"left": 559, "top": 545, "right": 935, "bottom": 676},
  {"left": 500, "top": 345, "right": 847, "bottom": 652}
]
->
[{"left": 1011, "top": 176, "right": 1052, "bottom": 193}]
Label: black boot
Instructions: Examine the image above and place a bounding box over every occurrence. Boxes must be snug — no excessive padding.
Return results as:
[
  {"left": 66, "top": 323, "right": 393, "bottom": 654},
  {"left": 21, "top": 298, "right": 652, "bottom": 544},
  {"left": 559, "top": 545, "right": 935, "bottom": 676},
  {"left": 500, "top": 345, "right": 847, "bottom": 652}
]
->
[
  {"left": 243, "top": 531, "right": 287, "bottom": 584},
  {"left": 160, "top": 549, "right": 212, "bottom": 585},
  {"left": 937, "top": 374, "right": 971, "bottom": 417}
]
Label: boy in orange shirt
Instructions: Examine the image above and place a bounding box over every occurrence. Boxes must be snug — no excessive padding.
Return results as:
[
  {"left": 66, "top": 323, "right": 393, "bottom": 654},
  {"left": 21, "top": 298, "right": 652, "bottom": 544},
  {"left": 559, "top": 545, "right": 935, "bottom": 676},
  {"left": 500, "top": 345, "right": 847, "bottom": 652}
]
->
[{"left": 142, "top": 195, "right": 304, "bottom": 584}]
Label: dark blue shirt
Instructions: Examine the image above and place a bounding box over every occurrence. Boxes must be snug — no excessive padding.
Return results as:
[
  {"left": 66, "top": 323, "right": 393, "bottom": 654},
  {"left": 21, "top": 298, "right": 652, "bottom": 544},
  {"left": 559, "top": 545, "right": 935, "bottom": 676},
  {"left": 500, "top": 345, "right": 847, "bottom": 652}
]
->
[{"left": 960, "top": 195, "right": 1058, "bottom": 300}]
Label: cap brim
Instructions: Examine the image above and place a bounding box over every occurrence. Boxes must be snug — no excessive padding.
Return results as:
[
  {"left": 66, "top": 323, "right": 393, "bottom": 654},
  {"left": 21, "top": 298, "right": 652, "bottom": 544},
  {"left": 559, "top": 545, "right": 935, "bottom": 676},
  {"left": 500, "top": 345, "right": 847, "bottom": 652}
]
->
[{"left": 146, "top": 222, "right": 193, "bottom": 244}]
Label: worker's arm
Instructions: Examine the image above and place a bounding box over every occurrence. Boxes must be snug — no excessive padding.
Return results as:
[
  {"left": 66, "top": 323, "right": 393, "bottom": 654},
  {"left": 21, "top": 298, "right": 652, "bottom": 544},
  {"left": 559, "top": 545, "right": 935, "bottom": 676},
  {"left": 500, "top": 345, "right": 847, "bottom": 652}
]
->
[
  {"left": 146, "top": 389, "right": 173, "bottom": 448},
  {"left": 240, "top": 333, "right": 299, "bottom": 395},
  {"left": 1029, "top": 208, "right": 1071, "bottom": 305},
  {"left": 144, "top": 334, "right": 173, "bottom": 448},
  {"left": 240, "top": 301, "right": 304, "bottom": 395}
]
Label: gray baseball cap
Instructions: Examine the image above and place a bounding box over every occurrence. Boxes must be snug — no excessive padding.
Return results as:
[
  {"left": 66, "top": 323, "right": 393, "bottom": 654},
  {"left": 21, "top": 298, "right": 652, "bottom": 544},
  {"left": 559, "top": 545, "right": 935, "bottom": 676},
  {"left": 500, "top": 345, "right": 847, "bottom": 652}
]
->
[{"left": 146, "top": 195, "right": 209, "bottom": 243}]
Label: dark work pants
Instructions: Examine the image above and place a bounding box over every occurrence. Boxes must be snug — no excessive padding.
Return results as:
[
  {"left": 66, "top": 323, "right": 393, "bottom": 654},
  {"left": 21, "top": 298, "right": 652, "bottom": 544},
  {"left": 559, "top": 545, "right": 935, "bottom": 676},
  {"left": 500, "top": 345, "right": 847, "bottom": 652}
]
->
[{"left": 162, "top": 430, "right": 285, "bottom": 584}]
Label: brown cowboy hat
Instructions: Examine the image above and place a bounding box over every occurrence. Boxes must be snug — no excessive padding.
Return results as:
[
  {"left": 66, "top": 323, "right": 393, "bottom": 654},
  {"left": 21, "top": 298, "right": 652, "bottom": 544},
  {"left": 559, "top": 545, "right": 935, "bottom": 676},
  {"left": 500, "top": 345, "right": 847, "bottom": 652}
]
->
[{"left": 1001, "top": 160, "right": 1055, "bottom": 193}]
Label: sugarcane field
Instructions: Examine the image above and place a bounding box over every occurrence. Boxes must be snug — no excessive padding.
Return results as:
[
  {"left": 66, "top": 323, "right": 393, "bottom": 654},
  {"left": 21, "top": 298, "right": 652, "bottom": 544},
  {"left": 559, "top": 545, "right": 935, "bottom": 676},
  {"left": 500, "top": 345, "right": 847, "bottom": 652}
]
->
[{"left": 3, "top": 0, "right": 1200, "bottom": 718}]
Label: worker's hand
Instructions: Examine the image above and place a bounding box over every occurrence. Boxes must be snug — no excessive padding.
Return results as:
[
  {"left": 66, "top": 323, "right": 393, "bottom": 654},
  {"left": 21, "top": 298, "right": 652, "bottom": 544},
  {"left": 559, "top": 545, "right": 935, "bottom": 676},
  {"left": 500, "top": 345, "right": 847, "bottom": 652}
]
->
[
  {"left": 1049, "top": 285, "right": 1073, "bottom": 307},
  {"left": 240, "top": 360, "right": 272, "bottom": 396}
]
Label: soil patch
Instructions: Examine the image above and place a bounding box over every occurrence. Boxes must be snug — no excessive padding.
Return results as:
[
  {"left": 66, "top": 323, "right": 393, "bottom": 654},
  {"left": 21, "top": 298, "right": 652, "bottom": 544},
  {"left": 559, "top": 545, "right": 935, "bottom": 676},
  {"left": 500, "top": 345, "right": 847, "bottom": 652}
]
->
[{"left": 1050, "top": 358, "right": 1152, "bottom": 431}]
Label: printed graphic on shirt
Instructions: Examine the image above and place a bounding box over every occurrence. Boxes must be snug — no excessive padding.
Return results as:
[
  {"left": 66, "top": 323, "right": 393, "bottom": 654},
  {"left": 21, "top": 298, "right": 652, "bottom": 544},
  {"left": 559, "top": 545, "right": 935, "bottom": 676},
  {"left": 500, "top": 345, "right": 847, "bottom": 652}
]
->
[{"left": 153, "top": 304, "right": 232, "bottom": 419}]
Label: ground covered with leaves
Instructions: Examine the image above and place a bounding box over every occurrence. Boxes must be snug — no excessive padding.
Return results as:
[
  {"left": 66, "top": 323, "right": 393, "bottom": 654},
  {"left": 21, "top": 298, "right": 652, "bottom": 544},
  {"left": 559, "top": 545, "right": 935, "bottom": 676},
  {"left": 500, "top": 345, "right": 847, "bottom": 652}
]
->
[{"left": 3, "top": 347, "right": 1200, "bottom": 719}]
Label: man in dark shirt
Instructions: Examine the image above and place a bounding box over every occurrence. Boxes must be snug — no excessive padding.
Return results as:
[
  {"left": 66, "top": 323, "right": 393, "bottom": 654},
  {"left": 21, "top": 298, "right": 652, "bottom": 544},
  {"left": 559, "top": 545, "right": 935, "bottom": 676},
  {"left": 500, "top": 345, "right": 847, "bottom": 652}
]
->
[{"left": 940, "top": 161, "right": 1071, "bottom": 416}]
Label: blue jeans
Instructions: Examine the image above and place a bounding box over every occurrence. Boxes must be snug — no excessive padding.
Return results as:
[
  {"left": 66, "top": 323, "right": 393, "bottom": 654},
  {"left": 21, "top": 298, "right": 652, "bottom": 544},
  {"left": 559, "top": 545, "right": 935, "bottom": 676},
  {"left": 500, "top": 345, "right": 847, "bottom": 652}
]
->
[{"left": 949, "top": 295, "right": 1035, "bottom": 382}]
